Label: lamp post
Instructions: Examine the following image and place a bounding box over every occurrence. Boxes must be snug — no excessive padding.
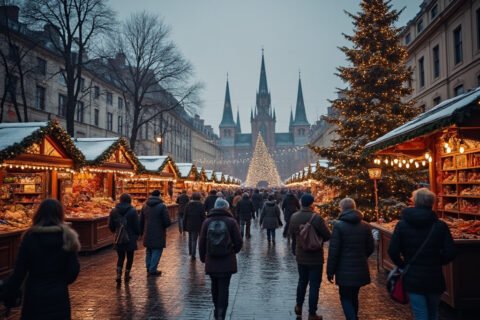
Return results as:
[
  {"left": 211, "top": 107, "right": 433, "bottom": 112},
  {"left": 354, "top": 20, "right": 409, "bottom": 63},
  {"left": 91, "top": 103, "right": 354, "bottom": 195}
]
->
[
  {"left": 156, "top": 135, "right": 163, "bottom": 155},
  {"left": 368, "top": 167, "right": 382, "bottom": 222}
]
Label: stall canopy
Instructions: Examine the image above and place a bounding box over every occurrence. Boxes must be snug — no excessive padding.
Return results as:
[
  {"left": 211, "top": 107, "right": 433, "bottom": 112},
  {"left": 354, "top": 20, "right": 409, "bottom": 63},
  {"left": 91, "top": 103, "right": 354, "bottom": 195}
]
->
[
  {"left": 204, "top": 169, "right": 214, "bottom": 182},
  {"left": 365, "top": 88, "right": 480, "bottom": 154},
  {"left": 138, "top": 155, "right": 180, "bottom": 177},
  {"left": 176, "top": 163, "right": 198, "bottom": 180},
  {"left": 214, "top": 172, "right": 224, "bottom": 184}
]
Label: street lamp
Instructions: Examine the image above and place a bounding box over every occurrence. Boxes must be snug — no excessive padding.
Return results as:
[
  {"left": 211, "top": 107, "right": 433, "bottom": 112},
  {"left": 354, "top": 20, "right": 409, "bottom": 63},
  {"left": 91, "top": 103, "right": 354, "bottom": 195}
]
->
[
  {"left": 368, "top": 167, "right": 382, "bottom": 222},
  {"left": 156, "top": 135, "right": 163, "bottom": 155}
]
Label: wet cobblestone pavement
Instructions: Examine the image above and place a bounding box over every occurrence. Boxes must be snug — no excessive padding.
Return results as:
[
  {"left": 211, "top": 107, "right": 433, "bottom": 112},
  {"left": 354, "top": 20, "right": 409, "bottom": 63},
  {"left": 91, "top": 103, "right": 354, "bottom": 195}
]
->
[{"left": 4, "top": 219, "right": 473, "bottom": 319}]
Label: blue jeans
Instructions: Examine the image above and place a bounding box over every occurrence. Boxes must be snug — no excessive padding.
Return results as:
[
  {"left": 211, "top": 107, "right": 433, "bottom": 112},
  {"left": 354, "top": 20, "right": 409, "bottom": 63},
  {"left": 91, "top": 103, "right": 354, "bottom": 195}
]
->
[
  {"left": 266, "top": 229, "right": 276, "bottom": 241},
  {"left": 145, "top": 248, "right": 163, "bottom": 274},
  {"left": 296, "top": 264, "right": 323, "bottom": 315},
  {"left": 408, "top": 292, "right": 441, "bottom": 320},
  {"left": 339, "top": 286, "right": 360, "bottom": 320}
]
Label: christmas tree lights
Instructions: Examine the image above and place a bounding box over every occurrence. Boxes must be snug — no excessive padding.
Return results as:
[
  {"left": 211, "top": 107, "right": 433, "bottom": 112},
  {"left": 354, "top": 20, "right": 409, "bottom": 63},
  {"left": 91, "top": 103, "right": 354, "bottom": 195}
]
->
[{"left": 245, "top": 134, "right": 282, "bottom": 187}]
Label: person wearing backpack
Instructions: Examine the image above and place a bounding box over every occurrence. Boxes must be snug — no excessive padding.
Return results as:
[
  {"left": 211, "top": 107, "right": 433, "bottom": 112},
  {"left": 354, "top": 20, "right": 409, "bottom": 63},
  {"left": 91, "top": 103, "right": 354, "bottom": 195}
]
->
[
  {"left": 326, "top": 198, "right": 374, "bottom": 320},
  {"left": 260, "top": 194, "right": 283, "bottom": 244},
  {"left": 108, "top": 193, "right": 140, "bottom": 283},
  {"left": 199, "top": 198, "right": 243, "bottom": 320},
  {"left": 288, "top": 194, "right": 331, "bottom": 320},
  {"left": 140, "top": 190, "right": 172, "bottom": 276}
]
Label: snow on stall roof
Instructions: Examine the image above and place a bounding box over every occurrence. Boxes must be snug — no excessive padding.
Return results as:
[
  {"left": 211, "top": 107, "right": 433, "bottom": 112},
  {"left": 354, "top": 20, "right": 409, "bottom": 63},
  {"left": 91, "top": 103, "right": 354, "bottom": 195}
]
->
[
  {"left": 0, "top": 122, "right": 48, "bottom": 151},
  {"left": 215, "top": 172, "right": 223, "bottom": 181},
  {"left": 74, "top": 137, "right": 118, "bottom": 161},
  {"left": 176, "top": 163, "right": 194, "bottom": 178},
  {"left": 366, "top": 88, "right": 480, "bottom": 150},
  {"left": 138, "top": 155, "right": 169, "bottom": 172},
  {"left": 204, "top": 170, "right": 213, "bottom": 180}
]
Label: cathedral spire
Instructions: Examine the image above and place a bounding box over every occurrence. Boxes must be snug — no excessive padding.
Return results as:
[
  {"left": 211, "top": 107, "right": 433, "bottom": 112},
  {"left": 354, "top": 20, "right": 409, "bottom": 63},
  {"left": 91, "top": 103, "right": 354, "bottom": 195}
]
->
[
  {"left": 219, "top": 77, "right": 235, "bottom": 127},
  {"left": 236, "top": 108, "right": 242, "bottom": 133},
  {"left": 293, "top": 75, "right": 309, "bottom": 125},
  {"left": 289, "top": 107, "right": 294, "bottom": 130},
  {"left": 258, "top": 49, "right": 268, "bottom": 94}
]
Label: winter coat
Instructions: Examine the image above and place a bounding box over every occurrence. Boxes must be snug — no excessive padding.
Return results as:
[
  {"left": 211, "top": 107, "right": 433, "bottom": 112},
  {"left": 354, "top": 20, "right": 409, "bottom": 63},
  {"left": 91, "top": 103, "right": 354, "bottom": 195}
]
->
[
  {"left": 236, "top": 197, "right": 255, "bottom": 221},
  {"left": 326, "top": 210, "right": 374, "bottom": 287},
  {"left": 183, "top": 200, "right": 206, "bottom": 233},
  {"left": 251, "top": 193, "right": 264, "bottom": 210},
  {"left": 199, "top": 208, "right": 243, "bottom": 275},
  {"left": 204, "top": 195, "right": 218, "bottom": 214},
  {"left": 388, "top": 206, "right": 456, "bottom": 294},
  {"left": 176, "top": 193, "right": 190, "bottom": 217},
  {"left": 289, "top": 208, "right": 331, "bottom": 266},
  {"left": 108, "top": 202, "right": 140, "bottom": 251},
  {"left": 260, "top": 201, "right": 282, "bottom": 229},
  {"left": 5, "top": 224, "right": 80, "bottom": 320},
  {"left": 282, "top": 194, "right": 300, "bottom": 223},
  {"left": 140, "top": 196, "right": 172, "bottom": 249}
]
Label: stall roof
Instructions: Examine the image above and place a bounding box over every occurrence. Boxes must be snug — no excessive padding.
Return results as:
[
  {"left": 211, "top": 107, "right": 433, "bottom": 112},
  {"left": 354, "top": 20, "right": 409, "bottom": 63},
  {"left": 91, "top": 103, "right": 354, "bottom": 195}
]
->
[
  {"left": 138, "top": 155, "right": 170, "bottom": 172},
  {"left": 176, "top": 163, "right": 196, "bottom": 179},
  {"left": 74, "top": 138, "right": 118, "bottom": 161},
  {"left": 204, "top": 169, "right": 214, "bottom": 181},
  {"left": 214, "top": 172, "right": 223, "bottom": 182},
  {"left": 365, "top": 88, "right": 480, "bottom": 153}
]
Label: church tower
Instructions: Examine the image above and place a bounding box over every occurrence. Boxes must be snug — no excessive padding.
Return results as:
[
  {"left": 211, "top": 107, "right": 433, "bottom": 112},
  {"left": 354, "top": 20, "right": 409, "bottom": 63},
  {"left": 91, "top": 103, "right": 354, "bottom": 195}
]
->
[
  {"left": 219, "top": 77, "right": 236, "bottom": 146},
  {"left": 251, "top": 50, "right": 276, "bottom": 149},
  {"left": 291, "top": 74, "right": 310, "bottom": 145}
]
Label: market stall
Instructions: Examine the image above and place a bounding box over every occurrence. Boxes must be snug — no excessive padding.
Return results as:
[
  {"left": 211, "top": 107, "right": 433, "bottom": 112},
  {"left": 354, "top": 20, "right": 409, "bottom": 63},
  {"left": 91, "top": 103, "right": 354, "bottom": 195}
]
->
[
  {"left": 365, "top": 89, "right": 480, "bottom": 309},
  {"left": 66, "top": 137, "right": 143, "bottom": 252},
  {"left": 0, "top": 120, "right": 84, "bottom": 277},
  {"left": 175, "top": 163, "right": 200, "bottom": 194},
  {"left": 204, "top": 169, "right": 214, "bottom": 192}
]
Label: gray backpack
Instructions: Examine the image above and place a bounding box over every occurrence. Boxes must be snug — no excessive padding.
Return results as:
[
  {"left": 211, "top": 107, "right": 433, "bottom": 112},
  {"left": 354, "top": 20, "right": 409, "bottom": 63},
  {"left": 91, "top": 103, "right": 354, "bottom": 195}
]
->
[{"left": 207, "top": 220, "right": 232, "bottom": 257}]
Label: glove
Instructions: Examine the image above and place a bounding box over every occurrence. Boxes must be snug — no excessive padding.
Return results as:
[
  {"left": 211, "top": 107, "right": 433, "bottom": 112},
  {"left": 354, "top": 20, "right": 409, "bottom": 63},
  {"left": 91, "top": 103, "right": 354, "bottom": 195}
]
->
[{"left": 327, "top": 274, "right": 334, "bottom": 284}]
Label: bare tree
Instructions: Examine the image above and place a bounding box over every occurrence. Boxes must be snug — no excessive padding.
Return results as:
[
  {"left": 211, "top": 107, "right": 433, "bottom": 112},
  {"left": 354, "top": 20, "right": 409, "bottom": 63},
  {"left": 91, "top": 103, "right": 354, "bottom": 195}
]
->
[
  {"left": 23, "top": 0, "right": 114, "bottom": 136},
  {"left": 105, "top": 11, "right": 202, "bottom": 150}
]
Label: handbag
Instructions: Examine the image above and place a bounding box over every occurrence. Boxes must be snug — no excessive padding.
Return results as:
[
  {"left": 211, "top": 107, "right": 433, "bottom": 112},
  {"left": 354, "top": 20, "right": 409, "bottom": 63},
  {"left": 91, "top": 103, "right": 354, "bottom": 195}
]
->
[
  {"left": 298, "top": 214, "right": 324, "bottom": 251},
  {"left": 387, "top": 222, "right": 436, "bottom": 304}
]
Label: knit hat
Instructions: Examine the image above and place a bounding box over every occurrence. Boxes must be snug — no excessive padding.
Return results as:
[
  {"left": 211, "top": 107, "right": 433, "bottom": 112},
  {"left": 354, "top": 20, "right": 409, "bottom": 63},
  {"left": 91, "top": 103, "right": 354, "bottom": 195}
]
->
[
  {"left": 214, "top": 198, "right": 230, "bottom": 209},
  {"left": 300, "top": 194, "right": 315, "bottom": 207}
]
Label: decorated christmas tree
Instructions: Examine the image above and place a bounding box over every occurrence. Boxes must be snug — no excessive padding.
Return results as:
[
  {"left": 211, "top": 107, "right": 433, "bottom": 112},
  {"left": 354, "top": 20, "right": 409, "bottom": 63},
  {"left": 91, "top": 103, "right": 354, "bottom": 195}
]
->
[
  {"left": 245, "top": 134, "right": 282, "bottom": 187},
  {"left": 309, "top": 0, "right": 420, "bottom": 221}
]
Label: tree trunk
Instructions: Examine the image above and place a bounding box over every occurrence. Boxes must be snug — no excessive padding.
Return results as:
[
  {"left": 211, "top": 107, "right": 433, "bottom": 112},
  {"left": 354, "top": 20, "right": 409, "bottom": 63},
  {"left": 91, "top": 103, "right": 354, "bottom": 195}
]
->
[
  {"left": 10, "top": 92, "right": 22, "bottom": 122},
  {"left": 18, "top": 69, "right": 29, "bottom": 122},
  {"left": 129, "top": 102, "right": 141, "bottom": 150}
]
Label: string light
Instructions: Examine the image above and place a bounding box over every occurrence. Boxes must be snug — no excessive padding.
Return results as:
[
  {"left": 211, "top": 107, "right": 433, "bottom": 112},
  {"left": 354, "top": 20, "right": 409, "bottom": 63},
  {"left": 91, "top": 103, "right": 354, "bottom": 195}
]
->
[{"left": 245, "top": 135, "right": 281, "bottom": 187}]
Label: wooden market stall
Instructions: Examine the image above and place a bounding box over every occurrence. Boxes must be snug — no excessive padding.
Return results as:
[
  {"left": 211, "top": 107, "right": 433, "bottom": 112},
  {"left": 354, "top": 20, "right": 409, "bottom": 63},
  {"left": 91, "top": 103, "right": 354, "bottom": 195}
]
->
[
  {"left": 203, "top": 169, "right": 214, "bottom": 192},
  {"left": 175, "top": 163, "right": 200, "bottom": 194},
  {"left": 66, "top": 137, "right": 144, "bottom": 252},
  {"left": 365, "top": 88, "right": 480, "bottom": 309},
  {"left": 0, "top": 120, "right": 84, "bottom": 277}
]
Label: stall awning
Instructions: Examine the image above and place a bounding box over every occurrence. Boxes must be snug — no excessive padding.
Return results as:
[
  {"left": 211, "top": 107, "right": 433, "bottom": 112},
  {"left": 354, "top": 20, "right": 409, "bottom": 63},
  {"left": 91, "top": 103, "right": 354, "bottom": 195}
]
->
[
  {"left": 176, "top": 163, "right": 197, "bottom": 179},
  {"left": 204, "top": 169, "right": 214, "bottom": 181},
  {"left": 365, "top": 88, "right": 480, "bottom": 154}
]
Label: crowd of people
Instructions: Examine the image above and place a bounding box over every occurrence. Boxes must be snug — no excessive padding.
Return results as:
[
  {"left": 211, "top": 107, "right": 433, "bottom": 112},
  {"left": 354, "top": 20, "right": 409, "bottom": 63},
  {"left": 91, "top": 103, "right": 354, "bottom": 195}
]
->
[{"left": 1, "top": 187, "right": 455, "bottom": 320}]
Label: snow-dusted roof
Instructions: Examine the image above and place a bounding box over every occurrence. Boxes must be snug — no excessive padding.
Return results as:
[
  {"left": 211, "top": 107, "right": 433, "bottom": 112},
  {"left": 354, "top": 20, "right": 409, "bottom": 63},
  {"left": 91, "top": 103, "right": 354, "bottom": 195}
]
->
[
  {"left": 138, "top": 155, "right": 169, "bottom": 172},
  {"left": 176, "top": 163, "right": 194, "bottom": 178},
  {"left": 74, "top": 138, "right": 118, "bottom": 161},
  {"left": 204, "top": 170, "right": 213, "bottom": 181},
  {"left": 366, "top": 87, "right": 480, "bottom": 152},
  {"left": 215, "top": 172, "right": 223, "bottom": 181},
  {"left": 0, "top": 122, "right": 48, "bottom": 151}
]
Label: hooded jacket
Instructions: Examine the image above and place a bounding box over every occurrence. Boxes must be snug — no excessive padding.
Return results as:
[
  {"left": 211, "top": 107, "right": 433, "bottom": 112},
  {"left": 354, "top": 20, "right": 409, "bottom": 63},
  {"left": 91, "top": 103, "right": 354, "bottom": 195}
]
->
[
  {"left": 388, "top": 206, "right": 456, "bottom": 294},
  {"left": 260, "top": 200, "right": 282, "bottom": 229},
  {"left": 5, "top": 224, "right": 80, "bottom": 320},
  {"left": 108, "top": 202, "right": 140, "bottom": 251},
  {"left": 326, "top": 210, "right": 374, "bottom": 287},
  {"left": 140, "top": 196, "right": 172, "bottom": 249}
]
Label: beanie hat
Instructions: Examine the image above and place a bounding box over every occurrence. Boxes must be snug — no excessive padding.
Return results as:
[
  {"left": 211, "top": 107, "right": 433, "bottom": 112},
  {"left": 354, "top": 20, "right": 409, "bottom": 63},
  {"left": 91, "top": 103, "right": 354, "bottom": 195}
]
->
[
  {"left": 214, "top": 198, "right": 230, "bottom": 209},
  {"left": 301, "top": 194, "right": 315, "bottom": 207}
]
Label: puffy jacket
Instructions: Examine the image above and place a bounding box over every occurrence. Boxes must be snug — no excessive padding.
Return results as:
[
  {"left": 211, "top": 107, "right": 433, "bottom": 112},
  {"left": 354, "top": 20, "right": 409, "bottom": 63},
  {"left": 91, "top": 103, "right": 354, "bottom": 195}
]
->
[
  {"left": 260, "top": 201, "right": 282, "bottom": 229},
  {"left": 183, "top": 200, "right": 206, "bottom": 232},
  {"left": 108, "top": 202, "right": 140, "bottom": 251},
  {"left": 236, "top": 197, "right": 255, "bottom": 221},
  {"left": 388, "top": 206, "right": 456, "bottom": 294},
  {"left": 326, "top": 210, "right": 374, "bottom": 287},
  {"left": 140, "top": 196, "right": 172, "bottom": 249}
]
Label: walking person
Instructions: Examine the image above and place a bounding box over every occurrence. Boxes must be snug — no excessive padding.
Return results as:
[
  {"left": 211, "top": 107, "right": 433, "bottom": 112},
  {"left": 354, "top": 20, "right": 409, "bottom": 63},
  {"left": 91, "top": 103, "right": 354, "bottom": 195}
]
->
[
  {"left": 204, "top": 189, "right": 218, "bottom": 214},
  {"left": 140, "top": 190, "right": 172, "bottom": 276},
  {"left": 289, "top": 194, "right": 331, "bottom": 320},
  {"left": 326, "top": 198, "right": 374, "bottom": 320},
  {"left": 251, "top": 189, "right": 264, "bottom": 219},
  {"left": 282, "top": 191, "right": 300, "bottom": 239},
  {"left": 236, "top": 192, "right": 255, "bottom": 239},
  {"left": 260, "top": 194, "right": 283, "bottom": 244},
  {"left": 3, "top": 199, "right": 80, "bottom": 320},
  {"left": 176, "top": 190, "right": 190, "bottom": 234},
  {"left": 388, "top": 188, "right": 455, "bottom": 320},
  {"left": 199, "top": 198, "right": 243, "bottom": 320},
  {"left": 109, "top": 193, "right": 140, "bottom": 283},
  {"left": 183, "top": 192, "right": 206, "bottom": 259}
]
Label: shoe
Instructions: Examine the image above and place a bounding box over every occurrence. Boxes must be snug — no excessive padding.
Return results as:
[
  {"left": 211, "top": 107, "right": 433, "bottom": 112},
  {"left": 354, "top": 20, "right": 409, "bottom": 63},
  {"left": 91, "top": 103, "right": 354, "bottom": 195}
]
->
[
  {"left": 308, "top": 314, "right": 323, "bottom": 320},
  {"left": 294, "top": 305, "right": 302, "bottom": 316},
  {"left": 148, "top": 270, "right": 162, "bottom": 276},
  {"left": 191, "top": 255, "right": 196, "bottom": 260}
]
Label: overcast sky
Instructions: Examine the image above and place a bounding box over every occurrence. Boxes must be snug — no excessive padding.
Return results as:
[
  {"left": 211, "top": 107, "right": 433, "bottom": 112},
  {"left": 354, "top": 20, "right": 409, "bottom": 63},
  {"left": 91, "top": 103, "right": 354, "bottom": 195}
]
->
[{"left": 112, "top": 0, "right": 421, "bottom": 134}]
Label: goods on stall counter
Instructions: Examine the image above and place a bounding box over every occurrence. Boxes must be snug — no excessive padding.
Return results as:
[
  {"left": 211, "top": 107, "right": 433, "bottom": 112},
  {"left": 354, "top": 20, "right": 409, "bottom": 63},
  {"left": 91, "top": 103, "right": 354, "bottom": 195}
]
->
[
  {"left": 0, "top": 204, "right": 33, "bottom": 231},
  {"left": 65, "top": 197, "right": 115, "bottom": 218}
]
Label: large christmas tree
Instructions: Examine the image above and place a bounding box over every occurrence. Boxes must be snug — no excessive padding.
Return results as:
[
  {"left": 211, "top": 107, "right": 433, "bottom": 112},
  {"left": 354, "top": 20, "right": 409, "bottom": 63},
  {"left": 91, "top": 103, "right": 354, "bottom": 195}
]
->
[
  {"left": 245, "top": 134, "right": 282, "bottom": 187},
  {"left": 310, "top": 0, "right": 420, "bottom": 221}
]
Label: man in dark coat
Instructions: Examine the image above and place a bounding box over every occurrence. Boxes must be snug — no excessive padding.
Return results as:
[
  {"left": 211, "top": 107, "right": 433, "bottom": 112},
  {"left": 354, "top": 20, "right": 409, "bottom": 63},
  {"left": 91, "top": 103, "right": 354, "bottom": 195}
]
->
[
  {"left": 199, "top": 198, "right": 243, "bottom": 320},
  {"left": 260, "top": 194, "right": 282, "bottom": 243},
  {"left": 327, "top": 198, "right": 374, "bottom": 320},
  {"left": 282, "top": 192, "right": 300, "bottom": 239},
  {"left": 236, "top": 193, "right": 255, "bottom": 239},
  {"left": 204, "top": 189, "right": 218, "bottom": 214},
  {"left": 251, "top": 189, "right": 264, "bottom": 219},
  {"left": 289, "top": 194, "right": 331, "bottom": 320},
  {"left": 183, "top": 192, "right": 206, "bottom": 259},
  {"left": 176, "top": 190, "right": 190, "bottom": 234},
  {"left": 140, "top": 190, "right": 172, "bottom": 276}
]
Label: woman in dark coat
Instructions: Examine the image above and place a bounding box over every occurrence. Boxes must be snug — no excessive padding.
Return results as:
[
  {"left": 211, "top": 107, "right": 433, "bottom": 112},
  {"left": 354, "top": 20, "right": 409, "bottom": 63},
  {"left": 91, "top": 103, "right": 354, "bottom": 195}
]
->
[
  {"left": 327, "top": 198, "right": 374, "bottom": 320},
  {"left": 183, "top": 192, "right": 206, "bottom": 259},
  {"left": 108, "top": 193, "right": 140, "bottom": 282},
  {"left": 260, "top": 194, "right": 282, "bottom": 243},
  {"left": 281, "top": 192, "right": 300, "bottom": 238},
  {"left": 388, "top": 188, "right": 455, "bottom": 320},
  {"left": 5, "top": 199, "right": 80, "bottom": 320}
]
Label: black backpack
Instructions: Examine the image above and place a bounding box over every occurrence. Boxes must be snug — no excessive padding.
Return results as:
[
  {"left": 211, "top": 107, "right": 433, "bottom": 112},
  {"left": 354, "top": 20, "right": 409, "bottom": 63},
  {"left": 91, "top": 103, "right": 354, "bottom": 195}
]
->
[
  {"left": 207, "top": 219, "right": 232, "bottom": 257},
  {"left": 113, "top": 213, "right": 129, "bottom": 247}
]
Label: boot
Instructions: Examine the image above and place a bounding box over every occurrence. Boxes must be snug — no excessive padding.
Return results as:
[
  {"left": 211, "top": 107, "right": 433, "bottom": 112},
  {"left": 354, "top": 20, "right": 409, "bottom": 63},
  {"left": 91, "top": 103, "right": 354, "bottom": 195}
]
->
[
  {"left": 116, "top": 267, "right": 122, "bottom": 283},
  {"left": 124, "top": 269, "right": 132, "bottom": 282}
]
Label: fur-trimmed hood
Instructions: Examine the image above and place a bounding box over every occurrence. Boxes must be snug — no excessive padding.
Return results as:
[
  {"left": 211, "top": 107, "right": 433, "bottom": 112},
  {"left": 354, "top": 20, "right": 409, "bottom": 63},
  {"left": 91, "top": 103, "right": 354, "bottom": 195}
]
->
[{"left": 29, "top": 224, "right": 81, "bottom": 252}]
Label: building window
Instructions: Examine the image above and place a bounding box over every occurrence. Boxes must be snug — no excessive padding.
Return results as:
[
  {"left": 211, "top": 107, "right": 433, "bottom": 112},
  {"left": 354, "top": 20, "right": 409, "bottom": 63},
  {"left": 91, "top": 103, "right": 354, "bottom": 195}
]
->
[
  {"left": 35, "top": 86, "right": 45, "bottom": 110},
  {"left": 145, "top": 124, "right": 149, "bottom": 139},
  {"left": 405, "top": 33, "right": 411, "bottom": 45},
  {"left": 454, "top": 84, "right": 464, "bottom": 96},
  {"left": 417, "top": 19, "right": 424, "bottom": 33},
  {"left": 432, "top": 45, "right": 440, "bottom": 78},
  {"left": 58, "top": 94, "right": 66, "bottom": 117},
  {"left": 36, "top": 57, "right": 46, "bottom": 75},
  {"left": 79, "top": 78, "right": 85, "bottom": 91},
  {"left": 433, "top": 96, "right": 441, "bottom": 106},
  {"left": 106, "top": 92, "right": 113, "bottom": 105},
  {"left": 76, "top": 101, "right": 84, "bottom": 123},
  {"left": 118, "top": 116, "right": 123, "bottom": 135},
  {"left": 418, "top": 57, "right": 425, "bottom": 87},
  {"left": 94, "top": 109, "right": 99, "bottom": 126},
  {"left": 107, "top": 112, "right": 113, "bottom": 131},
  {"left": 94, "top": 86, "right": 100, "bottom": 99},
  {"left": 453, "top": 26, "right": 463, "bottom": 64},
  {"left": 430, "top": 4, "right": 438, "bottom": 20},
  {"left": 118, "top": 97, "right": 123, "bottom": 109}
]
